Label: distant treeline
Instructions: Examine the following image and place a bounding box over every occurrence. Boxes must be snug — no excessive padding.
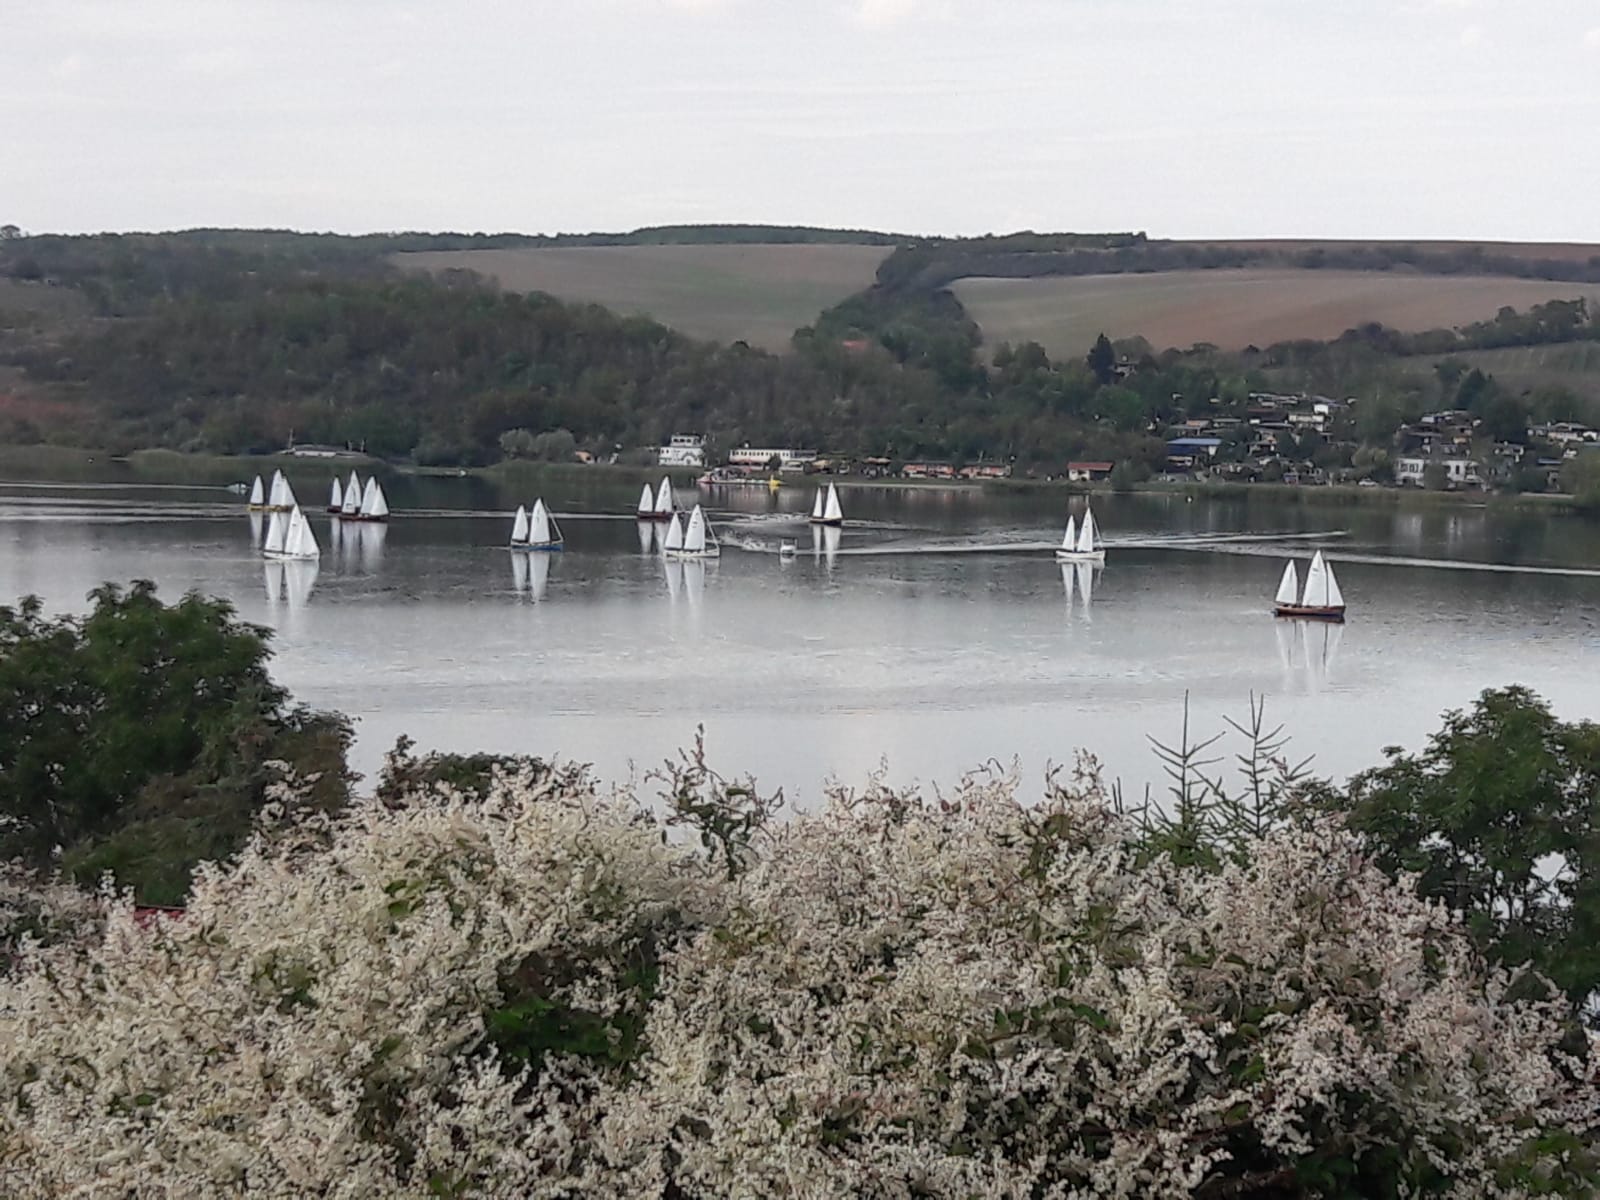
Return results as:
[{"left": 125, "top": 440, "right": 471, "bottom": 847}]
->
[{"left": 873, "top": 233, "right": 1600, "bottom": 291}]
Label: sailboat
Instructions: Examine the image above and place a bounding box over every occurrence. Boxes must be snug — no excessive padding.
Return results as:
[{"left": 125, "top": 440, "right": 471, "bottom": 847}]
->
[
  {"left": 266, "top": 470, "right": 297, "bottom": 513},
  {"left": 348, "top": 476, "right": 390, "bottom": 523},
  {"left": 650, "top": 476, "right": 675, "bottom": 521},
  {"left": 809, "top": 483, "right": 844, "bottom": 527},
  {"left": 1055, "top": 504, "right": 1105, "bottom": 563},
  {"left": 1273, "top": 551, "right": 1345, "bottom": 621},
  {"left": 524, "top": 498, "right": 563, "bottom": 551},
  {"left": 264, "top": 505, "right": 320, "bottom": 561},
  {"left": 327, "top": 477, "right": 344, "bottom": 514},
  {"left": 340, "top": 471, "right": 362, "bottom": 517},
  {"left": 247, "top": 475, "right": 269, "bottom": 511},
  {"left": 635, "top": 483, "right": 656, "bottom": 520},
  {"left": 669, "top": 505, "right": 719, "bottom": 559}
]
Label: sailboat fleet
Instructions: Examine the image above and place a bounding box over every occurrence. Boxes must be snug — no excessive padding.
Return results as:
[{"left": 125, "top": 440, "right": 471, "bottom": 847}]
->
[{"left": 241, "top": 468, "right": 1355, "bottom": 624}]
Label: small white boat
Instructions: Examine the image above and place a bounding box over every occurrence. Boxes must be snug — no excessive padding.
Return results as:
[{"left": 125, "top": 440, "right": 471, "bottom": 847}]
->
[
  {"left": 509, "top": 504, "right": 530, "bottom": 547},
  {"left": 327, "top": 477, "right": 343, "bottom": 514},
  {"left": 779, "top": 540, "right": 797, "bottom": 560},
  {"left": 635, "top": 483, "right": 656, "bottom": 520},
  {"left": 1055, "top": 504, "right": 1105, "bottom": 563},
  {"left": 809, "top": 483, "right": 844, "bottom": 527},
  {"left": 264, "top": 505, "right": 320, "bottom": 561},
  {"left": 1274, "top": 552, "right": 1345, "bottom": 622},
  {"left": 523, "top": 498, "right": 563, "bottom": 551},
  {"left": 246, "top": 475, "right": 268, "bottom": 511},
  {"left": 667, "top": 505, "right": 719, "bottom": 559},
  {"left": 340, "top": 471, "right": 362, "bottom": 517},
  {"left": 649, "top": 476, "right": 675, "bottom": 522}
]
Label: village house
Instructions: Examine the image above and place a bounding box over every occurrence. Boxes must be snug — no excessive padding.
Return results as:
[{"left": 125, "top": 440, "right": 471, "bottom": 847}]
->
[
  {"left": 1395, "top": 454, "right": 1483, "bottom": 489},
  {"left": 1530, "top": 421, "right": 1597, "bottom": 447},
  {"left": 1166, "top": 437, "right": 1223, "bottom": 473},
  {"left": 901, "top": 461, "right": 956, "bottom": 479},
  {"left": 958, "top": 463, "right": 1012, "bottom": 480},
  {"left": 1066, "top": 461, "right": 1115, "bottom": 483}
]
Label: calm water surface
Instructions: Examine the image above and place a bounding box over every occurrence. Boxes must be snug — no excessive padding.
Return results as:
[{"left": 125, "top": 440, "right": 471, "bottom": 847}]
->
[{"left": 3, "top": 473, "right": 1599, "bottom": 800}]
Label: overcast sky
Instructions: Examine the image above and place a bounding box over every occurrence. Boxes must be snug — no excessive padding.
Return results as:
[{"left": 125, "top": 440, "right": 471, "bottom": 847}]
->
[{"left": 6, "top": 0, "right": 1599, "bottom": 240}]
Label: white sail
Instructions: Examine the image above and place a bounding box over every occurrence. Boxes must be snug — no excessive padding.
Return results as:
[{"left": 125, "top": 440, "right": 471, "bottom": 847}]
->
[
  {"left": 329, "top": 478, "right": 343, "bottom": 510},
  {"left": 824, "top": 484, "right": 843, "bottom": 523},
  {"left": 249, "top": 476, "right": 265, "bottom": 506},
  {"left": 529, "top": 499, "right": 552, "bottom": 545},
  {"left": 663, "top": 513, "right": 685, "bottom": 552},
  {"left": 263, "top": 509, "right": 287, "bottom": 555},
  {"left": 1274, "top": 561, "right": 1299, "bottom": 606},
  {"left": 510, "top": 505, "right": 529, "bottom": 544},
  {"left": 1075, "top": 505, "right": 1098, "bottom": 554},
  {"left": 268, "top": 470, "right": 288, "bottom": 508},
  {"left": 1061, "top": 514, "right": 1078, "bottom": 551},
  {"left": 654, "top": 476, "right": 674, "bottom": 515},
  {"left": 279, "top": 478, "right": 300, "bottom": 513},
  {"left": 340, "top": 472, "right": 360, "bottom": 515},
  {"left": 1302, "top": 551, "right": 1330, "bottom": 608},
  {"left": 811, "top": 488, "right": 825, "bottom": 520},
  {"left": 287, "top": 506, "right": 320, "bottom": 559},
  {"left": 636, "top": 483, "right": 654, "bottom": 517},
  {"left": 683, "top": 506, "right": 707, "bottom": 553},
  {"left": 361, "top": 478, "right": 389, "bottom": 519},
  {"left": 1323, "top": 558, "right": 1345, "bottom": 608}
]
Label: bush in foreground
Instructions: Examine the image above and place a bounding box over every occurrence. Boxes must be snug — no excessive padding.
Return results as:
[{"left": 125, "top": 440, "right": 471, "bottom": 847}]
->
[{"left": 0, "top": 757, "right": 1595, "bottom": 1198}]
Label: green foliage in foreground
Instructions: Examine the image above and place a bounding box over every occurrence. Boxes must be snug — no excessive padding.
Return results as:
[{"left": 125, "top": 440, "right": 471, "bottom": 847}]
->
[
  {"left": 0, "top": 581, "right": 352, "bottom": 903},
  {"left": 1335, "top": 686, "right": 1600, "bottom": 1007}
]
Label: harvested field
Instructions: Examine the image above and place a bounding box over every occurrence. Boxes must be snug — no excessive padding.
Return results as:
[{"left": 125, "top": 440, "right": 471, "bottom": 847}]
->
[
  {"left": 395, "top": 243, "right": 891, "bottom": 351},
  {"left": 1191, "top": 239, "right": 1600, "bottom": 265},
  {"left": 951, "top": 269, "right": 1600, "bottom": 356}
]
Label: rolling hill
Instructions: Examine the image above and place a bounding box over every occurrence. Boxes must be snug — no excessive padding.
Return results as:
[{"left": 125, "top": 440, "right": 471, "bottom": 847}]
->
[
  {"left": 950, "top": 269, "right": 1600, "bottom": 358},
  {"left": 396, "top": 243, "right": 892, "bottom": 351}
]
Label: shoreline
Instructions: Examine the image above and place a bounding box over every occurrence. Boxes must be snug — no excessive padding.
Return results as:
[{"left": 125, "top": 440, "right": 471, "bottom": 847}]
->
[{"left": 0, "top": 444, "right": 1583, "bottom": 515}]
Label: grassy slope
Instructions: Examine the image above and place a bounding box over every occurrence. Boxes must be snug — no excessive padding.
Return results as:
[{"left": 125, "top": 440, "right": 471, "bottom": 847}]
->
[
  {"left": 1390, "top": 341, "right": 1600, "bottom": 400},
  {"left": 394, "top": 243, "right": 892, "bottom": 350},
  {"left": 951, "top": 269, "right": 1600, "bottom": 356}
]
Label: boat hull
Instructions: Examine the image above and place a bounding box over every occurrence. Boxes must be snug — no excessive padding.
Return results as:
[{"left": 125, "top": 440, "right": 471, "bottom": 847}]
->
[
  {"left": 510, "top": 540, "right": 563, "bottom": 552},
  {"left": 638, "top": 511, "right": 672, "bottom": 521},
  {"left": 1274, "top": 604, "right": 1345, "bottom": 622},
  {"left": 342, "top": 514, "right": 388, "bottom": 523},
  {"left": 263, "top": 550, "right": 319, "bottom": 562},
  {"left": 666, "top": 548, "right": 720, "bottom": 560},
  {"left": 1055, "top": 550, "right": 1105, "bottom": 563},
  {"left": 808, "top": 517, "right": 844, "bottom": 527}
]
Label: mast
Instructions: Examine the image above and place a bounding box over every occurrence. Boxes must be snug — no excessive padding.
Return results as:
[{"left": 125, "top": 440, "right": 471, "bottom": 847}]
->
[
  {"left": 529, "top": 499, "right": 551, "bottom": 545},
  {"left": 263, "top": 509, "right": 287, "bottom": 555},
  {"left": 1075, "top": 505, "right": 1098, "bottom": 554},
  {"left": 683, "top": 506, "right": 706, "bottom": 553},
  {"left": 1302, "top": 552, "right": 1329, "bottom": 608},
  {"left": 1274, "top": 562, "right": 1299, "bottom": 606}
]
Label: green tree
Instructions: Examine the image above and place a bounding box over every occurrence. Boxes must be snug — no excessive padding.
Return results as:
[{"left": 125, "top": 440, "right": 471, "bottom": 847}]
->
[
  {"left": 0, "top": 582, "right": 351, "bottom": 903},
  {"left": 1422, "top": 460, "right": 1449, "bottom": 490},
  {"left": 531, "top": 427, "right": 578, "bottom": 462},
  {"left": 1559, "top": 451, "right": 1600, "bottom": 508},
  {"left": 1086, "top": 333, "right": 1116, "bottom": 386},
  {"left": 499, "top": 427, "right": 537, "bottom": 459},
  {"left": 1334, "top": 686, "right": 1600, "bottom": 1005}
]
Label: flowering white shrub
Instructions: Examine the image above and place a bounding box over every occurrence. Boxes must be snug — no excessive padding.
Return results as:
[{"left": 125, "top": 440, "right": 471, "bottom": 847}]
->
[{"left": 0, "top": 762, "right": 1594, "bottom": 1197}]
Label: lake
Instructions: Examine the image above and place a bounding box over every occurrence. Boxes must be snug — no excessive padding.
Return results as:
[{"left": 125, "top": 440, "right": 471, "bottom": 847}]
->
[{"left": 3, "top": 471, "right": 1599, "bottom": 803}]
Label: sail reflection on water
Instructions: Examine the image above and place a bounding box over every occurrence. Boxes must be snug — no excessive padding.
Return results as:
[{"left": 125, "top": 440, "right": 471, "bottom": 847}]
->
[{"left": 1275, "top": 618, "right": 1343, "bottom": 692}]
